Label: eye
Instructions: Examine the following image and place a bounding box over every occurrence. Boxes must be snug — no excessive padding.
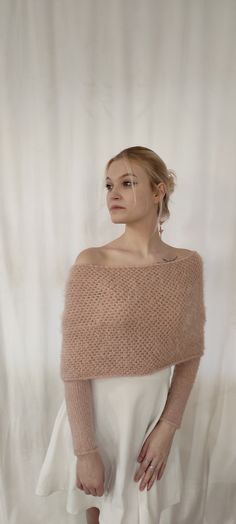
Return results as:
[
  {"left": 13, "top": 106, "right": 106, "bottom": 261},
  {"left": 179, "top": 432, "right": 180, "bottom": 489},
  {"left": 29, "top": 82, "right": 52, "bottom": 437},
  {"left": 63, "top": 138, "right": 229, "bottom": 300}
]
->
[
  {"left": 123, "top": 180, "right": 136, "bottom": 187},
  {"left": 104, "top": 180, "right": 137, "bottom": 191}
]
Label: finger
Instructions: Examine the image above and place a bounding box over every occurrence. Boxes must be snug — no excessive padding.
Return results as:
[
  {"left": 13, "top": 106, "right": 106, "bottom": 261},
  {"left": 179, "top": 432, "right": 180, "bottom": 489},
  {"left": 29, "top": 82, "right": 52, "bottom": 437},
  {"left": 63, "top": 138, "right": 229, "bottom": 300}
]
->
[
  {"left": 157, "top": 461, "right": 166, "bottom": 480},
  {"left": 139, "top": 469, "right": 156, "bottom": 490},
  {"left": 135, "top": 454, "right": 160, "bottom": 483},
  {"left": 134, "top": 457, "right": 152, "bottom": 482},
  {"left": 137, "top": 440, "right": 149, "bottom": 462},
  {"left": 139, "top": 462, "right": 160, "bottom": 490},
  {"left": 96, "top": 485, "right": 105, "bottom": 497},
  {"left": 147, "top": 471, "right": 158, "bottom": 490},
  {"left": 89, "top": 487, "right": 97, "bottom": 496},
  {"left": 83, "top": 484, "right": 91, "bottom": 495}
]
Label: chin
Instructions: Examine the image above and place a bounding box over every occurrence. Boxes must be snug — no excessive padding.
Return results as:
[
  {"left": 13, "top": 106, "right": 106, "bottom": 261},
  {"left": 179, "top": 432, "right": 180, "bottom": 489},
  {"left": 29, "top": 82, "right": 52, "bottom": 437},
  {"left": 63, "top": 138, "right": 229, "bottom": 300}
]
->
[{"left": 110, "top": 218, "right": 126, "bottom": 224}]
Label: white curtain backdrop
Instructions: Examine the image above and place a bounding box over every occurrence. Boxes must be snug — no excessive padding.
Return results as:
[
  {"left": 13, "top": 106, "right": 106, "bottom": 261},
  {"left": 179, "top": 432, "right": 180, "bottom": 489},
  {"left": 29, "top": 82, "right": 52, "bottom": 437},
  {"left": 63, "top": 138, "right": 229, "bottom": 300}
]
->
[{"left": 1, "top": 0, "right": 236, "bottom": 523}]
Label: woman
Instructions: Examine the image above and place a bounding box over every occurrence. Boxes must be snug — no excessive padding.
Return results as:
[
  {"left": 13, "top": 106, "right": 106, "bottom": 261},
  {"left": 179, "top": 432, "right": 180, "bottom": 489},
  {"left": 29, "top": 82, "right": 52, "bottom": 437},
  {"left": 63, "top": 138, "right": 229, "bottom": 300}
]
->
[{"left": 35, "top": 146, "right": 206, "bottom": 523}]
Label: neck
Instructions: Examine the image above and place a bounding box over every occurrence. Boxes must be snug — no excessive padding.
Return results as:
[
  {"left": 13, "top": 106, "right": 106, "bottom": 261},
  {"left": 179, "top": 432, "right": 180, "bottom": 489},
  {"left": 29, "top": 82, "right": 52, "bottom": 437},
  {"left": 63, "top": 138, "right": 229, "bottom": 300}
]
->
[{"left": 118, "top": 221, "right": 166, "bottom": 258}]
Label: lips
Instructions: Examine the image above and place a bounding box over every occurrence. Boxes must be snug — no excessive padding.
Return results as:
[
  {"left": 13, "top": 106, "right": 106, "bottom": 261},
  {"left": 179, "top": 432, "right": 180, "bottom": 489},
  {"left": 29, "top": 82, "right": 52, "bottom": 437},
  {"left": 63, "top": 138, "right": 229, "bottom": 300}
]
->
[{"left": 110, "top": 206, "right": 125, "bottom": 210}]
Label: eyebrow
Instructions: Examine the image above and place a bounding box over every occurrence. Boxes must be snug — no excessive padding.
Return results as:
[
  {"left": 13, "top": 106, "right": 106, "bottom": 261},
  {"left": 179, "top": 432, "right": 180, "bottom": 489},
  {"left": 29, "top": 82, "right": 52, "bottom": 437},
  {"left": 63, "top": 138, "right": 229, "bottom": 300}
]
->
[{"left": 105, "top": 173, "right": 138, "bottom": 181}]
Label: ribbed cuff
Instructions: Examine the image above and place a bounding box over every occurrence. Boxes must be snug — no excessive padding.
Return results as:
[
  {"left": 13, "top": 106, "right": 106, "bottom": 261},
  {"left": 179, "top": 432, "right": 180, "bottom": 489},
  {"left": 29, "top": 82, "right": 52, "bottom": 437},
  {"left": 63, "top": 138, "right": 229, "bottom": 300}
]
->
[
  {"left": 75, "top": 446, "right": 99, "bottom": 457},
  {"left": 159, "top": 417, "right": 180, "bottom": 429}
]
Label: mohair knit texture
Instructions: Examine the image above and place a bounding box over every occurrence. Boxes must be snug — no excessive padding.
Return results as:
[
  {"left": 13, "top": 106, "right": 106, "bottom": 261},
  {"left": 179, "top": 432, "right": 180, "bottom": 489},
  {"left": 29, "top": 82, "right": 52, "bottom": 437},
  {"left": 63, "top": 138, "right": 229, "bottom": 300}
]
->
[{"left": 60, "top": 250, "right": 206, "bottom": 456}]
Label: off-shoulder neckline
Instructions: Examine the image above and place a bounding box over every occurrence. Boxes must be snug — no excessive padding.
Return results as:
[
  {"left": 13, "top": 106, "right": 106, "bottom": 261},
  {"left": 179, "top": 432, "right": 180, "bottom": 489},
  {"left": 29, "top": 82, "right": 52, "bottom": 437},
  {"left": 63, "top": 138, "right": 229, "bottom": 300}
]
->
[{"left": 74, "top": 249, "right": 198, "bottom": 269}]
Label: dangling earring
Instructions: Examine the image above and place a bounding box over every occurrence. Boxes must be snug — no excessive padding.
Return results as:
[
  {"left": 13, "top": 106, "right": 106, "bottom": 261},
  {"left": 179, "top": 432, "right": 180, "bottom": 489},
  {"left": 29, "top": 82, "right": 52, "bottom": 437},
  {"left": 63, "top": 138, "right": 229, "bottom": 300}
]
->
[{"left": 157, "top": 199, "right": 164, "bottom": 237}]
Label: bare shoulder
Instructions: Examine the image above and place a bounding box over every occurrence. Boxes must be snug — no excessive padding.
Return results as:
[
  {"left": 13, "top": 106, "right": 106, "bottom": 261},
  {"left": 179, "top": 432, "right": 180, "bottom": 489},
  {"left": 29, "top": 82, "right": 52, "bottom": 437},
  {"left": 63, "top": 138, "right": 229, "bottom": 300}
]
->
[
  {"left": 173, "top": 247, "right": 195, "bottom": 257},
  {"left": 175, "top": 248, "right": 202, "bottom": 265},
  {"left": 151, "top": 245, "right": 194, "bottom": 258},
  {"left": 74, "top": 245, "right": 195, "bottom": 267},
  {"left": 74, "top": 247, "right": 105, "bottom": 266}
]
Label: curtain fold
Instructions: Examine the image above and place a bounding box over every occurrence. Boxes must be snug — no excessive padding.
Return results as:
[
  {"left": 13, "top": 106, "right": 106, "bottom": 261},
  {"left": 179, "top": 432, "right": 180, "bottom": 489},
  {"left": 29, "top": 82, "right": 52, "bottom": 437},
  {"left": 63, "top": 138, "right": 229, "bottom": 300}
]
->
[{"left": 1, "top": 0, "right": 235, "bottom": 523}]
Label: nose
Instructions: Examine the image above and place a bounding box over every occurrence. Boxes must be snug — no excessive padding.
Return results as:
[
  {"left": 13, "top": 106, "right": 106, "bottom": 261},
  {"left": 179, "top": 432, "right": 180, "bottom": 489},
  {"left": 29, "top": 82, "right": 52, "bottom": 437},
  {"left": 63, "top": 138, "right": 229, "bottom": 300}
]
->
[
  {"left": 109, "top": 186, "right": 121, "bottom": 196},
  {"left": 109, "top": 190, "right": 122, "bottom": 201},
  {"left": 111, "top": 195, "right": 121, "bottom": 200}
]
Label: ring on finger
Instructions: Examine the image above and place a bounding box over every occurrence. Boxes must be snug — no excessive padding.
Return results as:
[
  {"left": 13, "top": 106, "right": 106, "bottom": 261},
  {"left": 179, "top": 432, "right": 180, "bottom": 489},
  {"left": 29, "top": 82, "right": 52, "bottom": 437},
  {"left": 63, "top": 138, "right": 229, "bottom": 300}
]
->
[{"left": 140, "top": 463, "right": 156, "bottom": 488}]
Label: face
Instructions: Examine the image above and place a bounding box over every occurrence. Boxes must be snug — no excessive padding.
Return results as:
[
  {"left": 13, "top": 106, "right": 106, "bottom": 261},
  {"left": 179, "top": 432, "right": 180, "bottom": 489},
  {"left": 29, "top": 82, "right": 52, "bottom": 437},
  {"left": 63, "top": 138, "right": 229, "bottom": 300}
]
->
[{"left": 105, "top": 158, "right": 164, "bottom": 224}]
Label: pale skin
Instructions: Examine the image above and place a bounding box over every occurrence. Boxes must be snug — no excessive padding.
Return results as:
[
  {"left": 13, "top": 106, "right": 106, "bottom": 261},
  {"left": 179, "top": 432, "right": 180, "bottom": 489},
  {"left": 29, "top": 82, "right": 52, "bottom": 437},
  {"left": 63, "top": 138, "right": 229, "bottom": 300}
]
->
[{"left": 75, "top": 158, "right": 189, "bottom": 523}]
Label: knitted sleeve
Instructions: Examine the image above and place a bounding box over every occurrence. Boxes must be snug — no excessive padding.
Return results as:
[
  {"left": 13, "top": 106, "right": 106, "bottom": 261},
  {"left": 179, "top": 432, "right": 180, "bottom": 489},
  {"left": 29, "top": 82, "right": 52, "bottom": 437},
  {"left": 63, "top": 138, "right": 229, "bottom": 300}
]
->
[
  {"left": 159, "top": 252, "right": 206, "bottom": 429},
  {"left": 63, "top": 379, "right": 99, "bottom": 457},
  {"left": 159, "top": 356, "right": 201, "bottom": 428}
]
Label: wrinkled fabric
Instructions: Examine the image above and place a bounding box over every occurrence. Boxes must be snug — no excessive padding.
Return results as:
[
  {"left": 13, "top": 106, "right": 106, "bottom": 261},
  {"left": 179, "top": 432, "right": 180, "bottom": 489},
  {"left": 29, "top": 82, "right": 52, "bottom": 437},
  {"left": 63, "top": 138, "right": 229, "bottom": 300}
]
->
[{"left": 35, "top": 367, "right": 183, "bottom": 522}]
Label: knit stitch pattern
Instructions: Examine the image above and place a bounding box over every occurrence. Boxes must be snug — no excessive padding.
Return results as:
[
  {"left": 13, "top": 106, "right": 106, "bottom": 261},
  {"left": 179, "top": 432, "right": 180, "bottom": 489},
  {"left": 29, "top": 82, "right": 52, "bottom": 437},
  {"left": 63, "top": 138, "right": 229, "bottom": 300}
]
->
[
  {"left": 60, "top": 250, "right": 206, "bottom": 455},
  {"left": 63, "top": 380, "right": 98, "bottom": 456},
  {"left": 60, "top": 250, "right": 206, "bottom": 381}
]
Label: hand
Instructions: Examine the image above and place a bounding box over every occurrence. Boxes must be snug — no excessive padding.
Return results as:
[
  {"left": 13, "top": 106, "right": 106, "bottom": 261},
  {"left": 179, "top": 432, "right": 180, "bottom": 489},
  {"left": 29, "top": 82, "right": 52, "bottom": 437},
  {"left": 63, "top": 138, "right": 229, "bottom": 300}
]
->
[
  {"left": 76, "top": 450, "right": 105, "bottom": 497},
  {"left": 133, "top": 420, "right": 176, "bottom": 491}
]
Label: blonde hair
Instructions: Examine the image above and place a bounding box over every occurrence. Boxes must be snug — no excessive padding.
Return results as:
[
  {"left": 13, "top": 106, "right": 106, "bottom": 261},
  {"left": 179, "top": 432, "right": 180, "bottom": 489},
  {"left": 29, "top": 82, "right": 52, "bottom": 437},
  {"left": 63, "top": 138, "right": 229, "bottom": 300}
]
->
[{"left": 104, "top": 145, "right": 177, "bottom": 228}]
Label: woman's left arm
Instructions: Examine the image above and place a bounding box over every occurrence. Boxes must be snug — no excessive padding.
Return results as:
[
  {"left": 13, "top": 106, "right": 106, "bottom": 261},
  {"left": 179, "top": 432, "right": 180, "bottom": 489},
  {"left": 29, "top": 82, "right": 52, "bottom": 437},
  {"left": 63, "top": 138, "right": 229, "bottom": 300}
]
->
[
  {"left": 159, "top": 356, "right": 202, "bottom": 429},
  {"left": 133, "top": 357, "right": 202, "bottom": 491}
]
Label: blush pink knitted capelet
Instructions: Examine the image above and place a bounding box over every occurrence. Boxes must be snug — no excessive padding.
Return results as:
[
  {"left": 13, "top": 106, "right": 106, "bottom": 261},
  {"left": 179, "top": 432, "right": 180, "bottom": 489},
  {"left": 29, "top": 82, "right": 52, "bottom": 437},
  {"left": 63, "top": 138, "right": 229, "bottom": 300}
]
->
[
  {"left": 60, "top": 249, "right": 207, "bottom": 456},
  {"left": 60, "top": 250, "right": 206, "bottom": 381}
]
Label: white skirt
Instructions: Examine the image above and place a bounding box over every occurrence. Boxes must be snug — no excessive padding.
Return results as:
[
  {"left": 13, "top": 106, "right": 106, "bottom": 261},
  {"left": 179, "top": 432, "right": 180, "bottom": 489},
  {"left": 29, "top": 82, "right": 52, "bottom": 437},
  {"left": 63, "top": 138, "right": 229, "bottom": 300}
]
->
[{"left": 35, "top": 367, "right": 183, "bottom": 523}]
